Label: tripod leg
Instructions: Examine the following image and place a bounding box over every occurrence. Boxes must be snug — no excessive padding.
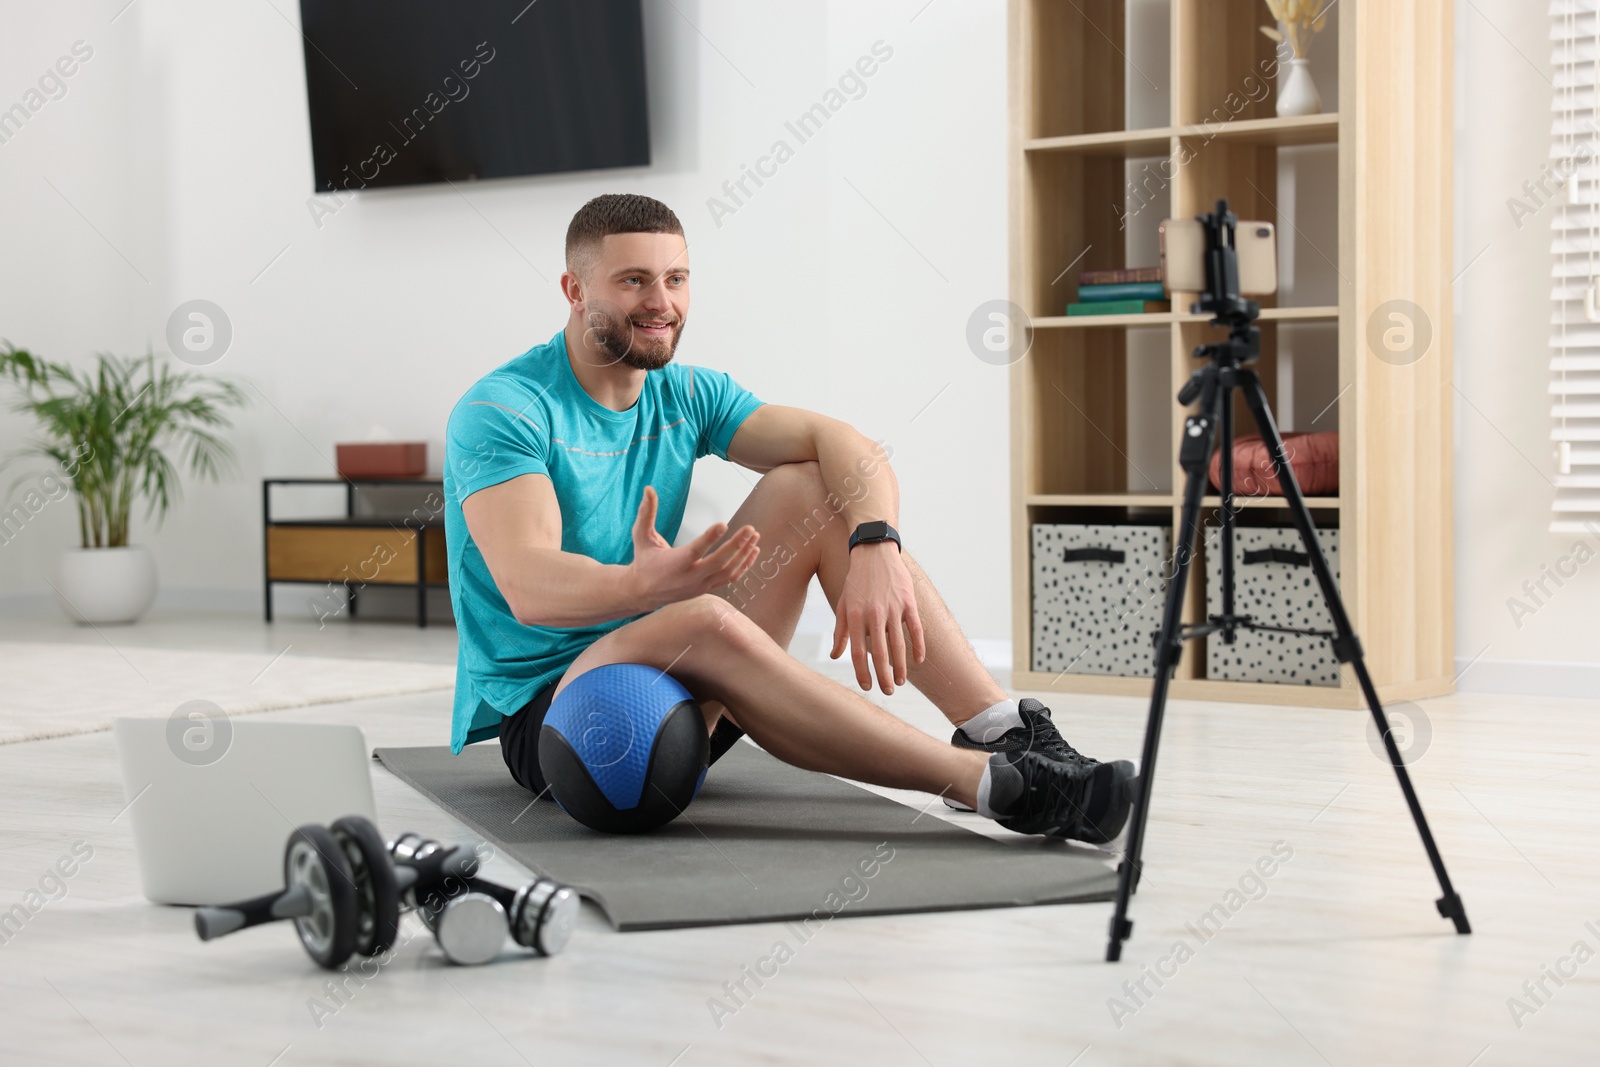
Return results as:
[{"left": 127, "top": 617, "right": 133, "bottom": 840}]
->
[
  {"left": 1220, "top": 380, "right": 1237, "bottom": 642},
  {"left": 1106, "top": 374, "right": 1225, "bottom": 962},
  {"left": 1236, "top": 373, "right": 1470, "bottom": 935}
]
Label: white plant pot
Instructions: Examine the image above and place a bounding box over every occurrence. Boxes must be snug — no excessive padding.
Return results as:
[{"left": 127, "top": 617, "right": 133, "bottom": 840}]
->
[
  {"left": 53, "top": 545, "right": 159, "bottom": 624},
  {"left": 1277, "top": 57, "right": 1322, "bottom": 118}
]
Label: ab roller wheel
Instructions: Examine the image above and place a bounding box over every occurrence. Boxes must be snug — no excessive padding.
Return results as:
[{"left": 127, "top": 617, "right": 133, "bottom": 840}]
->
[
  {"left": 331, "top": 815, "right": 400, "bottom": 959},
  {"left": 192, "top": 821, "right": 367, "bottom": 970},
  {"left": 284, "top": 824, "right": 359, "bottom": 968},
  {"left": 194, "top": 816, "right": 577, "bottom": 969}
]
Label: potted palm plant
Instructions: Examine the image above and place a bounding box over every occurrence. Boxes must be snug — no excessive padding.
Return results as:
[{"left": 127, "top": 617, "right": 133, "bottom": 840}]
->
[{"left": 0, "top": 343, "right": 249, "bottom": 624}]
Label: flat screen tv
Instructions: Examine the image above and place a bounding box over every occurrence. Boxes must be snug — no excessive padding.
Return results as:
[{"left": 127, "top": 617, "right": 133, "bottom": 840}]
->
[{"left": 298, "top": 0, "right": 649, "bottom": 192}]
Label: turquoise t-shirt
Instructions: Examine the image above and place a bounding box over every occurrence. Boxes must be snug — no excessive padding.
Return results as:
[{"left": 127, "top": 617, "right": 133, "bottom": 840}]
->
[{"left": 442, "top": 328, "right": 765, "bottom": 753}]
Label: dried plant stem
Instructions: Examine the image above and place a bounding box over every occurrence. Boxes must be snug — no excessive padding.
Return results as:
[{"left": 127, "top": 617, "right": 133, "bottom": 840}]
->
[{"left": 1262, "top": 0, "right": 1329, "bottom": 61}]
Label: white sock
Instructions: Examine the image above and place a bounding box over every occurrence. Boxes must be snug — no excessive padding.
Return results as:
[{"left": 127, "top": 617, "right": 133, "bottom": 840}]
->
[
  {"left": 973, "top": 753, "right": 1022, "bottom": 819},
  {"left": 958, "top": 698, "right": 1022, "bottom": 744}
]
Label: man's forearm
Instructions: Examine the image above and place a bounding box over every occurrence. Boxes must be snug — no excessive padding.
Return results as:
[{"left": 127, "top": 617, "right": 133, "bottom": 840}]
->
[
  {"left": 814, "top": 423, "right": 897, "bottom": 532},
  {"left": 510, "top": 549, "right": 648, "bottom": 628}
]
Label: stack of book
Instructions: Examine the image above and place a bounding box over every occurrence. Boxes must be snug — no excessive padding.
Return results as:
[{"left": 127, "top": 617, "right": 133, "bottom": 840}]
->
[{"left": 1065, "top": 267, "right": 1170, "bottom": 316}]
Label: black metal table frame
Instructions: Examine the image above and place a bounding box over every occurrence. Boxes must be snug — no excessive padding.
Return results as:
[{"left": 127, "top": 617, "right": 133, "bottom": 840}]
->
[{"left": 262, "top": 476, "right": 446, "bottom": 628}]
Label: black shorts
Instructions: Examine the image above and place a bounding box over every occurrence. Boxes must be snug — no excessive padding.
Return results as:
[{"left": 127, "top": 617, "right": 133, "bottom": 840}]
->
[
  {"left": 498, "top": 680, "right": 561, "bottom": 795},
  {"left": 497, "top": 679, "right": 748, "bottom": 797}
]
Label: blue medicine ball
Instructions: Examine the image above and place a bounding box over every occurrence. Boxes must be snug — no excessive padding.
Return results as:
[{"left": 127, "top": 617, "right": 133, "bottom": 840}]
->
[{"left": 538, "top": 663, "right": 710, "bottom": 834}]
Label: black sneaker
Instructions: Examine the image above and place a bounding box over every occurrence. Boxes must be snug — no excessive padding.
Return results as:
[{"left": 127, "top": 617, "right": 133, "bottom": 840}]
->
[
  {"left": 951, "top": 697, "right": 1096, "bottom": 764},
  {"left": 985, "top": 750, "right": 1137, "bottom": 843},
  {"left": 944, "top": 699, "right": 1098, "bottom": 811}
]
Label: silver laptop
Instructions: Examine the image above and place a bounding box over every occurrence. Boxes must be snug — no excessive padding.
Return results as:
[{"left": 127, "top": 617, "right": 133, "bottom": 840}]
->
[{"left": 114, "top": 717, "right": 380, "bottom": 906}]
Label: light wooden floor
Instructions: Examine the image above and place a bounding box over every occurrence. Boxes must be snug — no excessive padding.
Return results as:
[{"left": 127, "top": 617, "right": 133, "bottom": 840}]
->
[{"left": 0, "top": 604, "right": 1595, "bottom": 1066}]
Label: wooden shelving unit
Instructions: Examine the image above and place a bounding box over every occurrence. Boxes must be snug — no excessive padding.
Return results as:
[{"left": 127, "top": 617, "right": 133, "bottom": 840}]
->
[{"left": 1007, "top": 0, "right": 1454, "bottom": 709}]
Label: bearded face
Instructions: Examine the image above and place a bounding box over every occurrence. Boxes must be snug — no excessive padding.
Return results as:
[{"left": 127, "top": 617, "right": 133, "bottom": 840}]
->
[{"left": 581, "top": 299, "right": 685, "bottom": 371}]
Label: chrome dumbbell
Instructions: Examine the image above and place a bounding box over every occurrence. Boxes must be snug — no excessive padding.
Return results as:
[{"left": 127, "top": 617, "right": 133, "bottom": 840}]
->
[{"left": 388, "top": 832, "right": 579, "bottom": 965}]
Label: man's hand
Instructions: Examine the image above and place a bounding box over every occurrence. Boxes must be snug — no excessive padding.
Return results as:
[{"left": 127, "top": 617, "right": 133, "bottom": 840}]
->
[
  {"left": 830, "top": 542, "right": 927, "bottom": 694},
  {"left": 628, "top": 485, "right": 760, "bottom": 611}
]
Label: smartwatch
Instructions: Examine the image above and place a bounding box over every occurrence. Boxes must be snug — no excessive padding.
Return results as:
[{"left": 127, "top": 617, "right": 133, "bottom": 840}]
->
[{"left": 848, "top": 521, "right": 901, "bottom": 553}]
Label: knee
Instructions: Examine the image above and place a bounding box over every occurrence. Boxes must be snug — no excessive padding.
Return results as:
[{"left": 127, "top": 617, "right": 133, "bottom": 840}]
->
[
  {"left": 759, "top": 461, "right": 837, "bottom": 544},
  {"left": 685, "top": 592, "right": 765, "bottom": 651},
  {"left": 759, "top": 460, "right": 825, "bottom": 498}
]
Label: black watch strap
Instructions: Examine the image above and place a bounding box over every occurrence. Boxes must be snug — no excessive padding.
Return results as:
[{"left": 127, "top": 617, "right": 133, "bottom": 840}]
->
[{"left": 849, "top": 521, "right": 901, "bottom": 552}]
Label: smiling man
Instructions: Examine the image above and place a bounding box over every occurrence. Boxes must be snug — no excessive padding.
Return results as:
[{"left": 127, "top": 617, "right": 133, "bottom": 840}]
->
[{"left": 443, "top": 193, "right": 1135, "bottom": 841}]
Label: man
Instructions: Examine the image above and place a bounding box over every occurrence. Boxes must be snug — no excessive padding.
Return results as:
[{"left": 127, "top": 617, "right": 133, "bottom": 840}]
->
[{"left": 443, "top": 193, "right": 1135, "bottom": 841}]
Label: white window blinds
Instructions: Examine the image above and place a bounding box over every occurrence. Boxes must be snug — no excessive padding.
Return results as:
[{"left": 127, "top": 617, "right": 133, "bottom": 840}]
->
[{"left": 1552, "top": 0, "right": 1600, "bottom": 532}]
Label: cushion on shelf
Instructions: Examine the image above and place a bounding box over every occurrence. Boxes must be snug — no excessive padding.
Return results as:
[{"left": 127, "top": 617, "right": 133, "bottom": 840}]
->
[{"left": 1207, "top": 431, "right": 1338, "bottom": 497}]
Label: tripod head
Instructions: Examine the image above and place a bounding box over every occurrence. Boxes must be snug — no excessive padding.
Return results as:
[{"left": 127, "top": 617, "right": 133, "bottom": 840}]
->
[
  {"left": 1193, "top": 199, "right": 1261, "bottom": 329},
  {"left": 1178, "top": 199, "right": 1261, "bottom": 406}
]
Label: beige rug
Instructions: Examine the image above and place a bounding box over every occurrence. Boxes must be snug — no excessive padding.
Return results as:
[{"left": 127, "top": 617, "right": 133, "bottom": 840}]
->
[{"left": 0, "top": 640, "right": 456, "bottom": 745}]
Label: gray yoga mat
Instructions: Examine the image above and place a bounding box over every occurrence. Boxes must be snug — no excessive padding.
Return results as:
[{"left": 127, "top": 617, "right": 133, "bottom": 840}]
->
[{"left": 374, "top": 740, "right": 1117, "bottom": 931}]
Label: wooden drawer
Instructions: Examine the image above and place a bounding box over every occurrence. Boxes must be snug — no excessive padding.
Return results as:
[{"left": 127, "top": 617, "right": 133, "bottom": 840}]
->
[{"left": 266, "top": 525, "right": 447, "bottom": 585}]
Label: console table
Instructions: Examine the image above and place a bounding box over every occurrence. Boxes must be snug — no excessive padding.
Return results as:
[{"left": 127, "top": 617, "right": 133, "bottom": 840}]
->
[{"left": 262, "top": 476, "right": 447, "bottom": 628}]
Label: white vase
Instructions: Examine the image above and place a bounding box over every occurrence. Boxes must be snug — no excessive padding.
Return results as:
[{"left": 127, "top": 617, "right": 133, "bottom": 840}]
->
[
  {"left": 1277, "top": 57, "right": 1322, "bottom": 118},
  {"left": 53, "top": 545, "right": 159, "bottom": 624}
]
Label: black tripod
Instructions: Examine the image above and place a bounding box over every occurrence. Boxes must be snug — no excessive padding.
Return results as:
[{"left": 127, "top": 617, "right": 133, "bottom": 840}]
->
[{"left": 1103, "top": 200, "right": 1470, "bottom": 962}]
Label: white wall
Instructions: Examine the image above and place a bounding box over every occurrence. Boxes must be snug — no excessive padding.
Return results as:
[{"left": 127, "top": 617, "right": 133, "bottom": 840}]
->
[
  {"left": 1450, "top": 0, "right": 1596, "bottom": 695},
  {"left": 0, "top": 0, "right": 1011, "bottom": 656},
  {"left": 0, "top": 0, "right": 1585, "bottom": 691}
]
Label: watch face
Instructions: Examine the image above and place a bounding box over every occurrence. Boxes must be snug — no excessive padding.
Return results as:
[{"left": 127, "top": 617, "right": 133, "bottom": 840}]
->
[{"left": 859, "top": 521, "right": 889, "bottom": 540}]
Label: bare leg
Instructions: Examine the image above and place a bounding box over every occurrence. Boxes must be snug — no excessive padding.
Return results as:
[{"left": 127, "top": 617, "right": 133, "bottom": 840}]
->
[
  {"left": 837, "top": 548, "right": 1009, "bottom": 723},
  {"left": 706, "top": 461, "right": 1007, "bottom": 727},
  {"left": 553, "top": 595, "right": 989, "bottom": 808}
]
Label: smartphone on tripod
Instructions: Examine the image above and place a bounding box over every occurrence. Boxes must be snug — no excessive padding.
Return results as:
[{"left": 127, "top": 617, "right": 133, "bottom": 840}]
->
[{"left": 1159, "top": 216, "right": 1279, "bottom": 296}]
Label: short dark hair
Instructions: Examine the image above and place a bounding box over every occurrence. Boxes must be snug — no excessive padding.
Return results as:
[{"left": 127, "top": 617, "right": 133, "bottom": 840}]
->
[{"left": 565, "top": 194, "right": 684, "bottom": 281}]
